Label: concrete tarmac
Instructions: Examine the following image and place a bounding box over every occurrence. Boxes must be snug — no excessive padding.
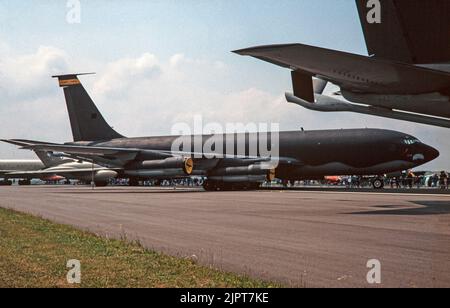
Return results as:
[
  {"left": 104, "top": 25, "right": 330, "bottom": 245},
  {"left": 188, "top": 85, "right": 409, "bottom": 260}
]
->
[{"left": 0, "top": 186, "right": 449, "bottom": 287}]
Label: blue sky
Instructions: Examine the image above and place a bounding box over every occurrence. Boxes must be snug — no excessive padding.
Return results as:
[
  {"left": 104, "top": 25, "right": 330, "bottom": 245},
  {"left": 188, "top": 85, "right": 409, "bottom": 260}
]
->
[
  {"left": 0, "top": 0, "right": 366, "bottom": 93},
  {"left": 0, "top": 1, "right": 448, "bottom": 170}
]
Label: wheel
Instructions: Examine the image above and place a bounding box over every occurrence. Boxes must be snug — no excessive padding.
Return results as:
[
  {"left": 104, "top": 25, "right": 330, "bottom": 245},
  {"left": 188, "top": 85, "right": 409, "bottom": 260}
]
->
[
  {"left": 203, "top": 180, "right": 222, "bottom": 191},
  {"left": 94, "top": 181, "right": 108, "bottom": 187},
  {"left": 248, "top": 182, "right": 261, "bottom": 190},
  {"left": 18, "top": 179, "right": 31, "bottom": 186},
  {"left": 203, "top": 180, "right": 215, "bottom": 191},
  {"left": 372, "top": 178, "right": 384, "bottom": 189}
]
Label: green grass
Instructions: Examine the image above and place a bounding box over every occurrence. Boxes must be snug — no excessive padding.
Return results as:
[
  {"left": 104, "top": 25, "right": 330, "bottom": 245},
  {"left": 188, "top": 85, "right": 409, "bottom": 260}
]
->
[{"left": 0, "top": 207, "right": 277, "bottom": 288}]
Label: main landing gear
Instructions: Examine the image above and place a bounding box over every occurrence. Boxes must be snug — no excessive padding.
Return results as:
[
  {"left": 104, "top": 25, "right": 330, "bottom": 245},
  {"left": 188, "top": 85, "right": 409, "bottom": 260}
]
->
[
  {"left": 18, "top": 179, "right": 31, "bottom": 186},
  {"left": 202, "top": 180, "right": 260, "bottom": 192},
  {"left": 129, "top": 178, "right": 141, "bottom": 187},
  {"left": 372, "top": 178, "right": 385, "bottom": 189},
  {"left": 0, "top": 179, "right": 12, "bottom": 186}
]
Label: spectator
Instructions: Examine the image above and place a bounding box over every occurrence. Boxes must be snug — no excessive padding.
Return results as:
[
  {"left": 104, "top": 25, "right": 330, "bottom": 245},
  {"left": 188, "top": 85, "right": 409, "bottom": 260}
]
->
[
  {"left": 406, "top": 171, "right": 415, "bottom": 189},
  {"left": 390, "top": 177, "right": 400, "bottom": 189},
  {"left": 432, "top": 174, "right": 439, "bottom": 187},
  {"left": 439, "top": 171, "right": 448, "bottom": 189},
  {"left": 415, "top": 175, "right": 422, "bottom": 189}
]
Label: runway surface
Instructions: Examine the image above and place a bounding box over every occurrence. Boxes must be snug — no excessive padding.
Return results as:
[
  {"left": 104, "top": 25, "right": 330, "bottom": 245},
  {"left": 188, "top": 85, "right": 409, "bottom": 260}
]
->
[{"left": 1, "top": 186, "right": 449, "bottom": 287}]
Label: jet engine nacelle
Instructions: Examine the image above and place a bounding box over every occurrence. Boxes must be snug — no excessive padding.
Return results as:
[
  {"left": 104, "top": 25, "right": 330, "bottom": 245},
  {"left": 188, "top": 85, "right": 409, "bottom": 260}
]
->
[
  {"left": 124, "top": 169, "right": 191, "bottom": 179},
  {"left": 94, "top": 170, "right": 119, "bottom": 181},
  {"left": 129, "top": 157, "right": 194, "bottom": 175},
  {"left": 209, "top": 164, "right": 276, "bottom": 183},
  {"left": 211, "top": 164, "right": 273, "bottom": 177},
  {"left": 285, "top": 93, "right": 450, "bottom": 128}
]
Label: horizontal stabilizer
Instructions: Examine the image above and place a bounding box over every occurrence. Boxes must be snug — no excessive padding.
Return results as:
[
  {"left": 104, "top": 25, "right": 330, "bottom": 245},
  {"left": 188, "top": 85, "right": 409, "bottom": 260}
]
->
[
  {"left": 1, "top": 139, "right": 58, "bottom": 147},
  {"left": 52, "top": 73, "right": 96, "bottom": 87}
]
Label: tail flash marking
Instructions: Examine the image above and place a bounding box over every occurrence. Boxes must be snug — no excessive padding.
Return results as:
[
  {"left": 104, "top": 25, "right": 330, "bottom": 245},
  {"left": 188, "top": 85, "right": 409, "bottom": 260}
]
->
[{"left": 59, "top": 78, "right": 81, "bottom": 87}]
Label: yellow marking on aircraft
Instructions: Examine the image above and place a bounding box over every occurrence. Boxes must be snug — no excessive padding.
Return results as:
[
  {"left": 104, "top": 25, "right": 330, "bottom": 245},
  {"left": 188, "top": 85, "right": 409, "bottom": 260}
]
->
[{"left": 59, "top": 79, "right": 81, "bottom": 87}]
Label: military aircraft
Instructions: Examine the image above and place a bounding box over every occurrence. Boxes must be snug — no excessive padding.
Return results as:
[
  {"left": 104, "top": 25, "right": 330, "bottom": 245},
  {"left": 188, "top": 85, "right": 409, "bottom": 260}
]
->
[
  {"left": 2, "top": 74, "right": 439, "bottom": 190},
  {"left": 1, "top": 142, "right": 118, "bottom": 186},
  {"left": 234, "top": 0, "right": 450, "bottom": 128},
  {"left": 0, "top": 155, "right": 45, "bottom": 185}
]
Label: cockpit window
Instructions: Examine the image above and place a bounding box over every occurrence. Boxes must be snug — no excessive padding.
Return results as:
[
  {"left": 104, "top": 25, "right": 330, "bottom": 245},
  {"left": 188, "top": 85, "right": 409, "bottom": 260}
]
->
[{"left": 403, "top": 138, "right": 420, "bottom": 145}]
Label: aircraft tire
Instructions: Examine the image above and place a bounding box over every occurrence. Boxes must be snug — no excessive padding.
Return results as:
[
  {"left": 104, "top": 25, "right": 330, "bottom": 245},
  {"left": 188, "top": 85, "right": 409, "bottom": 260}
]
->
[
  {"left": 94, "top": 181, "right": 108, "bottom": 187},
  {"left": 0, "top": 180, "right": 12, "bottom": 186},
  {"left": 203, "top": 180, "right": 261, "bottom": 192},
  {"left": 18, "top": 179, "right": 31, "bottom": 186},
  {"left": 372, "top": 178, "right": 384, "bottom": 190},
  {"left": 202, "top": 180, "right": 217, "bottom": 191}
]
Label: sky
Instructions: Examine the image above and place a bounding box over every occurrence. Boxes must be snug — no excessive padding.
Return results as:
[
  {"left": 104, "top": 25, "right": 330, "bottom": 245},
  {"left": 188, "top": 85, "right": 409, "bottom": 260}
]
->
[{"left": 0, "top": 0, "right": 448, "bottom": 170}]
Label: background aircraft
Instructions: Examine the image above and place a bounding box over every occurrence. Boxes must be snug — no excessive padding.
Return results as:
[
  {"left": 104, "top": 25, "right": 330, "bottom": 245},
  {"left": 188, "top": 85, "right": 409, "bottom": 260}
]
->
[
  {"left": 0, "top": 155, "right": 44, "bottom": 185},
  {"left": 234, "top": 0, "right": 450, "bottom": 128},
  {"left": 1, "top": 142, "right": 118, "bottom": 186},
  {"left": 3, "top": 74, "right": 439, "bottom": 190}
]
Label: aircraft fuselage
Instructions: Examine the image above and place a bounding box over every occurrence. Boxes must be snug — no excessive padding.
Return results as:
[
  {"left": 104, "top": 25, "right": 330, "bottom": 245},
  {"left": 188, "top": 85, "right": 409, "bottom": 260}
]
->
[{"left": 70, "top": 128, "right": 439, "bottom": 180}]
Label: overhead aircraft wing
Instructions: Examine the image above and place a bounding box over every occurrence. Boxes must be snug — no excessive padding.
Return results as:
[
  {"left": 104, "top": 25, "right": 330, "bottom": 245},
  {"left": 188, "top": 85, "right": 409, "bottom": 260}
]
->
[{"left": 233, "top": 43, "right": 450, "bottom": 95}]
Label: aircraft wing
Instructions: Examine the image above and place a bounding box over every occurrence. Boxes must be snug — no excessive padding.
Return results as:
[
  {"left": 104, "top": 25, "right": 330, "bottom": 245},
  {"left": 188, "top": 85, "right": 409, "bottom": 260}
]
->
[
  {"left": 2, "top": 139, "right": 290, "bottom": 170},
  {"left": 233, "top": 43, "right": 450, "bottom": 95},
  {"left": 4, "top": 168, "right": 116, "bottom": 179}
]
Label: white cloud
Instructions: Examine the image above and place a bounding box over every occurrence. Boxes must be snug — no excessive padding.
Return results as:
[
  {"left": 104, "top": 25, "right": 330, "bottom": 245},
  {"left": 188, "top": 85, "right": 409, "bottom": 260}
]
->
[
  {"left": 0, "top": 46, "right": 69, "bottom": 100},
  {"left": 0, "top": 46, "right": 449, "bottom": 171},
  {"left": 93, "top": 53, "right": 161, "bottom": 97}
]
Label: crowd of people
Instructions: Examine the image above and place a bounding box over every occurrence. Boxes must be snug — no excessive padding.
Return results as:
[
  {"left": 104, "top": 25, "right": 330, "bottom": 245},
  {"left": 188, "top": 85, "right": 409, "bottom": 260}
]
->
[
  {"left": 339, "top": 172, "right": 449, "bottom": 189},
  {"left": 389, "top": 171, "right": 449, "bottom": 189},
  {"left": 274, "top": 171, "right": 450, "bottom": 190}
]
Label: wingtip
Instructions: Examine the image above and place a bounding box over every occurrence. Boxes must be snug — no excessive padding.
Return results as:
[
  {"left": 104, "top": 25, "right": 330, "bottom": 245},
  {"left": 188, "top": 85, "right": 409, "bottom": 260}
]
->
[
  {"left": 233, "top": 44, "right": 299, "bottom": 56},
  {"left": 232, "top": 48, "right": 252, "bottom": 56}
]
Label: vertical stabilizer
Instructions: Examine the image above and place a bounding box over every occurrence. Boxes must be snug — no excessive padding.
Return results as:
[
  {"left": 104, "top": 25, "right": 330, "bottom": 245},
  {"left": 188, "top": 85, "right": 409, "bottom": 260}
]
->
[
  {"left": 356, "top": 0, "right": 450, "bottom": 64},
  {"left": 53, "top": 73, "right": 124, "bottom": 142},
  {"left": 34, "top": 151, "right": 66, "bottom": 168}
]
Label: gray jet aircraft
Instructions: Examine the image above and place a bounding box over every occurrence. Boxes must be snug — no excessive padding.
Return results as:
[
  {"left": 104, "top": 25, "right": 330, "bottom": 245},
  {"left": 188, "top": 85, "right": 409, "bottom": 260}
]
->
[{"left": 3, "top": 74, "right": 439, "bottom": 190}]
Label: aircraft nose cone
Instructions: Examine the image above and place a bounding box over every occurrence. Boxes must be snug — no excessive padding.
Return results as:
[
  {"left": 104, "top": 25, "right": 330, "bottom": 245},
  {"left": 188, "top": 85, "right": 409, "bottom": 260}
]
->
[
  {"left": 426, "top": 145, "right": 440, "bottom": 161},
  {"left": 417, "top": 144, "right": 440, "bottom": 163}
]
